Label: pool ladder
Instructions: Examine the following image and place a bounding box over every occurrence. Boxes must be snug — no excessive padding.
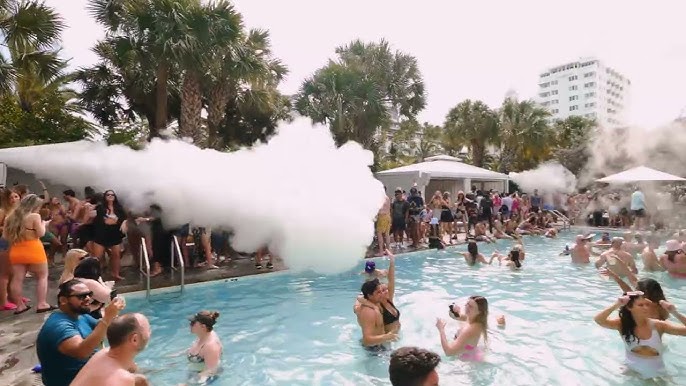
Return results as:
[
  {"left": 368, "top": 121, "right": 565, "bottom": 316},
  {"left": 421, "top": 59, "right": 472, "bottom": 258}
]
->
[
  {"left": 138, "top": 236, "right": 186, "bottom": 300},
  {"left": 550, "top": 210, "right": 571, "bottom": 230}
]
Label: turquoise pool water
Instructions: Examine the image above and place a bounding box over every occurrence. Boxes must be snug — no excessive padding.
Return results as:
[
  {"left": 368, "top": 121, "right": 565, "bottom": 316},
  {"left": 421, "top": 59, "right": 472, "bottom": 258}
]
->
[{"left": 126, "top": 234, "right": 686, "bottom": 386}]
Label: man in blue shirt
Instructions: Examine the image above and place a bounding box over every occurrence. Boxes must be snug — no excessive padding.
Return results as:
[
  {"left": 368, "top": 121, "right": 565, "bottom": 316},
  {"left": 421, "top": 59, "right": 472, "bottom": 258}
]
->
[
  {"left": 36, "top": 279, "right": 125, "bottom": 386},
  {"left": 630, "top": 186, "right": 647, "bottom": 229}
]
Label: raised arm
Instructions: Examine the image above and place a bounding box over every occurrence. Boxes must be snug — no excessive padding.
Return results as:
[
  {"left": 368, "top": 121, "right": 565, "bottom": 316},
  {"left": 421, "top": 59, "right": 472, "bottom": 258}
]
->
[
  {"left": 593, "top": 298, "right": 624, "bottom": 330},
  {"left": 387, "top": 251, "right": 396, "bottom": 301},
  {"left": 436, "top": 319, "right": 479, "bottom": 356},
  {"left": 595, "top": 253, "right": 607, "bottom": 269},
  {"left": 655, "top": 301, "right": 686, "bottom": 336}
]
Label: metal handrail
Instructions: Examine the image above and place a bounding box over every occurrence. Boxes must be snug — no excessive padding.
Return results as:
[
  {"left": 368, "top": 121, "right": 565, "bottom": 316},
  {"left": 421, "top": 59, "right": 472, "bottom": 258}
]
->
[
  {"left": 550, "top": 210, "right": 571, "bottom": 229},
  {"left": 139, "top": 237, "right": 151, "bottom": 299},
  {"left": 172, "top": 236, "right": 186, "bottom": 294}
]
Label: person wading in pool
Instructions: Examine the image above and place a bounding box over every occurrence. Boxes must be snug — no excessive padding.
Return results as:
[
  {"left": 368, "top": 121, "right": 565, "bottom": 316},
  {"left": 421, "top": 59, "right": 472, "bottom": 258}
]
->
[
  {"left": 356, "top": 278, "right": 399, "bottom": 347},
  {"left": 596, "top": 237, "right": 638, "bottom": 282},
  {"left": 594, "top": 291, "right": 686, "bottom": 379},
  {"left": 659, "top": 240, "right": 686, "bottom": 277},
  {"left": 355, "top": 252, "right": 401, "bottom": 335},
  {"left": 570, "top": 234, "right": 595, "bottom": 264},
  {"left": 436, "top": 296, "right": 492, "bottom": 360},
  {"left": 601, "top": 273, "right": 670, "bottom": 321},
  {"left": 70, "top": 313, "right": 151, "bottom": 386},
  {"left": 185, "top": 310, "right": 223, "bottom": 384}
]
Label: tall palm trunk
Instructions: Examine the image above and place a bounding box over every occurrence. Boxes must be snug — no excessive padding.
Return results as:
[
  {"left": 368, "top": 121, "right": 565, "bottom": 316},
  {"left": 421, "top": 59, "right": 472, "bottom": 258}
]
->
[
  {"left": 207, "top": 82, "right": 231, "bottom": 150},
  {"left": 180, "top": 71, "right": 204, "bottom": 146},
  {"left": 471, "top": 140, "right": 485, "bottom": 168},
  {"left": 152, "top": 62, "right": 169, "bottom": 140}
]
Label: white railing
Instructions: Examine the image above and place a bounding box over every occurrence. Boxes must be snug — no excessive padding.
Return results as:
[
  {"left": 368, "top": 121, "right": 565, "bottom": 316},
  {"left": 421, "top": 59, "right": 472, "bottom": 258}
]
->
[
  {"left": 550, "top": 210, "right": 571, "bottom": 229},
  {"left": 171, "top": 236, "right": 186, "bottom": 294},
  {"left": 139, "top": 237, "right": 151, "bottom": 299}
]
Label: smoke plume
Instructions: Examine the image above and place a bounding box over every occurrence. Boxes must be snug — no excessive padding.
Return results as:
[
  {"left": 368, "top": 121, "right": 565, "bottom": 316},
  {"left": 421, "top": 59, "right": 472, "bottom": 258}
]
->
[
  {"left": 0, "top": 118, "right": 386, "bottom": 274},
  {"left": 509, "top": 162, "right": 577, "bottom": 194}
]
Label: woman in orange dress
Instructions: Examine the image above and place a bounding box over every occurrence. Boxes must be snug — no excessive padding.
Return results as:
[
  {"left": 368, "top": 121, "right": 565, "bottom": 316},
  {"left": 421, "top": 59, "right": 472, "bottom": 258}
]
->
[{"left": 4, "top": 194, "right": 54, "bottom": 314}]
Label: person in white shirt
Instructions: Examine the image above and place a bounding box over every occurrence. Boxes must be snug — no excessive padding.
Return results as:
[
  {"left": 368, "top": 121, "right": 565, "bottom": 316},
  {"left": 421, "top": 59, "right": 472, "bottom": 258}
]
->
[{"left": 631, "top": 187, "right": 647, "bottom": 230}]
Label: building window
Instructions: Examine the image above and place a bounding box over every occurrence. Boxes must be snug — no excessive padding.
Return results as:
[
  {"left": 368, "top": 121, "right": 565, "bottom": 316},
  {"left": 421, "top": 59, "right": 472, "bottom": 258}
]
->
[
  {"left": 569, "top": 95, "right": 579, "bottom": 101},
  {"left": 542, "top": 101, "right": 550, "bottom": 107},
  {"left": 539, "top": 92, "right": 550, "bottom": 98},
  {"left": 551, "top": 80, "right": 558, "bottom": 85},
  {"left": 585, "top": 102, "right": 596, "bottom": 108},
  {"left": 551, "top": 90, "right": 558, "bottom": 95},
  {"left": 551, "top": 99, "right": 559, "bottom": 104},
  {"left": 551, "top": 109, "right": 559, "bottom": 114},
  {"left": 584, "top": 72, "right": 596, "bottom": 78},
  {"left": 585, "top": 92, "right": 596, "bottom": 98},
  {"left": 570, "top": 105, "right": 578, "bottom": 111},
  {"left": 569, "top": 75, "right": 578, "bottom": 81},
  {"left": 584, "top": 82, "right": 595, "bottom": 88},
  {"left": 540, "top": 82, "right": 550, "bottom": 88},
  {"left": 569, "top": 85, "right": 578, "bottom": 91}
]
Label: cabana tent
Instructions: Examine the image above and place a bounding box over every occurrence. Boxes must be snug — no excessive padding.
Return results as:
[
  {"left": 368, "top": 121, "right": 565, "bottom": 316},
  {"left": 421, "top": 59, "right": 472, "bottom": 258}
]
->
[
  {"left": 375, "top": 155, "right": 509, "bottom": 197},
  {"left": 595, "top": 166, "right": 686, "bottom": 183}
]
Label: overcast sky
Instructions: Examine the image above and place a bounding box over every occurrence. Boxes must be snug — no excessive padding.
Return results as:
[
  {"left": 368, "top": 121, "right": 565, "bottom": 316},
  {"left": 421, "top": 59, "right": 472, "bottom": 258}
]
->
[{"left": 48, "top": 0, "right": 686, "bottom": 128}]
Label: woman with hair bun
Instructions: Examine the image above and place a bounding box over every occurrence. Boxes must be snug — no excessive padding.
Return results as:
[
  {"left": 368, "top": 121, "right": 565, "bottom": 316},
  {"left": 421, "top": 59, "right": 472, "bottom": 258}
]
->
[{"left": 187, "top": 310, "right": 223, "bottom": 383}]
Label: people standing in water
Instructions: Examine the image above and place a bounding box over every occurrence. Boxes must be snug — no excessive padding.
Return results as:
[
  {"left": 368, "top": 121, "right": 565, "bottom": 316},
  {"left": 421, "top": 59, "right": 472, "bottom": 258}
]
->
[
  {"left": 458, "top": 241, "right": 495, "bottom": 266},
  {"left": 361, "top": 259, "right": 387, "bottom": 281},
  {"left": 640, "top": 235, "right": 663, "bottom": 272},
  {"left": 595, "top": 238, "right": 638, "bottom": 282},
  {"left": 435, "top": 296, "right": 490, "bottom": 360},
  {"left": 594, "top": 291, "right": 686, "bottom": 379},
  {"left": 569, "top": 234, "right": 595, "bottom": 263},
  {"left": 601, "top": 272, "right": 670, "bottom": 321},
  {"left": 355, "top": 251, "right": 401, "bottom": 335},
  {"left": 4, "top": 194, "right": 54, "bottom": 314},
  {"left": 356, "top": 279, "right": 399, "bottom": 348},
  {"left": 494, "top": 244, "right": 525, "bottom": 270},
  {"left": 659, "top": 240, "right": 686, "bottom": 277},
  {"left": 186, "top": 311, "right": 223, "bottom": 384}
]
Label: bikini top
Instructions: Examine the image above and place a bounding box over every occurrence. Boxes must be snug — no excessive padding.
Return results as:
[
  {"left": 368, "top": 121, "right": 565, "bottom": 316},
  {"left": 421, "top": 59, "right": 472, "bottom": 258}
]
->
[
  {"left": 188, "top": 343, "right": 206, "bottom": 363},
  {"left": 381, "top": 301, "right": 400, "bottom": 325}
]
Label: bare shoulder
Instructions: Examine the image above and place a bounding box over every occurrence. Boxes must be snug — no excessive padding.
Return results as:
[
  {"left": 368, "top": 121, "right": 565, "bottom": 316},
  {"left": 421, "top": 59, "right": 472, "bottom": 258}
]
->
[{"left": 110, "top": 369, "right": 137, "bottom": 386}]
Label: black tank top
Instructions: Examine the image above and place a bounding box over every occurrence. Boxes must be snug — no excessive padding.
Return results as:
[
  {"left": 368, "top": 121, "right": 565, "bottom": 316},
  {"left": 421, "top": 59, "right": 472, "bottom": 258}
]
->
[{"left": 382, "top": 301, "right": 400, "bottom": 325}]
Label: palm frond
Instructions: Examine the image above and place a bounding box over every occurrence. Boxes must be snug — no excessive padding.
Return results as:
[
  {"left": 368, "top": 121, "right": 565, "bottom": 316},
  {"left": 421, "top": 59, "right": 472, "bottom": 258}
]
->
[{"left": 0, "top": 0, "right": 65, "bottom": 52}]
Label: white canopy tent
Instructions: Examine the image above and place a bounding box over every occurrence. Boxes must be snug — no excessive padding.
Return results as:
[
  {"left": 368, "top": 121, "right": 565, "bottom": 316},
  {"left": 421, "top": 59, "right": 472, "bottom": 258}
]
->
[
  {"left": 375, "top": 155, "right": 509, "bottom": 197},
  {"left": 596, "top": 166, "right": 686, "bottom": 183}
]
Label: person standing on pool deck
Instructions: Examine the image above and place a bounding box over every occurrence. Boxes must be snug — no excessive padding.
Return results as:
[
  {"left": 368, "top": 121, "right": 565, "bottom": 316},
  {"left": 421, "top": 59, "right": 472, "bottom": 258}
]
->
[
  {"left": 631, "top": 186, "right": 647, "bottom": 230},
  {"left": 390, "top": 188, "right": 410, "bottom": 250},
  {"left": 530, "top": 189, "right": 542, "bottom": 213},
  {"left": 594, "top": 291, "right": 686, "bottom": 379},
  {"left": 388, "top": 346, "right": 440, "bottom": 386},
  {"left": 70, "top": 313, "right": 151, "bottom": 386},
  {"left": 357, "top": 279, "right": 399, "bottom": 347}
]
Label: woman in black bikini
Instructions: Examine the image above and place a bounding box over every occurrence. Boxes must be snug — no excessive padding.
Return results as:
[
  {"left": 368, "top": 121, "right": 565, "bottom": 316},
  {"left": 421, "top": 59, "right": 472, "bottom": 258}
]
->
[
  {"left": 354, "top": 250, "right": 401, "bottom": 333},
  {"left": 91, "top": 190, "right": 126, "bottom": 281},
  {"left": 187, "top": 310, "right": 223, "bottom": 384}
]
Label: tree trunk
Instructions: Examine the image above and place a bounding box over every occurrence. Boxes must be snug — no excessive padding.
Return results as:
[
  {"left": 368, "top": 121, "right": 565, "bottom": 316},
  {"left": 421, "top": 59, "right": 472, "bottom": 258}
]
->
[
  {"left": 471, "top": 141, "right": 485, "bottom": 168},
  {"left": 152, "top": 63, "right": 169, "bottom": 140},
  {"left": 207, "top": 82, "right": 231, "bottom": 150},
  {"left": 179, "top": 71, "right": 204, "bottom": 146}
]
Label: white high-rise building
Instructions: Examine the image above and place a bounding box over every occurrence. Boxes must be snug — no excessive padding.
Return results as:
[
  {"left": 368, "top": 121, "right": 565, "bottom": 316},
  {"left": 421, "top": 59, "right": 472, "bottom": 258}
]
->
[{"left": 536, "top": 57, "right": 631, "bottom": 127}]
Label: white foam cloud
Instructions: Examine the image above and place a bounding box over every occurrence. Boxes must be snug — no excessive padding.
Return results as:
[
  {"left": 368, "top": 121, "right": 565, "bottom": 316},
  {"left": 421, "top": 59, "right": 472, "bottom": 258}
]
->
[
  {"left": 0, "top": 118, "right": 385, "bottom": 274},
  {"left": 509, "top": 162, "right": 577, "bottom": 194}
]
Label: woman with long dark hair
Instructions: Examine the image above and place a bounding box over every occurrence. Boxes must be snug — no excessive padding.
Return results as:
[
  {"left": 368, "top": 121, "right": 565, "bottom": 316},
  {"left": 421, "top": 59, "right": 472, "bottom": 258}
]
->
[
  {"left": 91, "top": 190, "right": 126, "bottom": 281},
  {"left": 458, "top": 241, "right": 493, "bottom": 266},
  {"left": 594, "top": 291, "right": 686, "bottom": 379}
]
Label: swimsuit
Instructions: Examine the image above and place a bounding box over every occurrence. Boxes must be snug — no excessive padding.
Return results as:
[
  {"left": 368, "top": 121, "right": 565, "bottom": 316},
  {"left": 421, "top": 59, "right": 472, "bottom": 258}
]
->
[
  {"left": 9, "top": 226, "right": 48, "bottom": 265},
  {"left": 381, "top": 301, "right": 400, "bottom": 325},
  {"left": 624, "top": 321, "right": 666, "bottom": 379}
]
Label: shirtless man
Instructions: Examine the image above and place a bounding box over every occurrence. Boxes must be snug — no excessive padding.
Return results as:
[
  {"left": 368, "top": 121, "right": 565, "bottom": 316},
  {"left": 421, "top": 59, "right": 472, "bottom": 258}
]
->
[
  {"left": 595, "top": 237, "right": 638, "bottom": 280},
  {"left": 357, "top": 279, "right": 398, "bottom": 348},
  {"left": 570, "top": 234, "right": 594, "bottom": 263},
  {"left": 376, "top": 190, "right": 392, "bottom": 256},
  {"left": 641, "top": 236, "right": 664, "bottom": 272},
  {"left": 71, "top": 313, "right": 151, "bottom": 386},
  {"left": 660, "top": 239, "right": 686, "bottom": 276}
]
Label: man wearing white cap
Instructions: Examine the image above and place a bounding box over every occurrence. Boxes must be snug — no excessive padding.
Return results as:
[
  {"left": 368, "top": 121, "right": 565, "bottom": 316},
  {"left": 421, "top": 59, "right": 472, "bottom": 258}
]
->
[
  {"left": 570, "top": 234, "right": 595, "bottom": 264},
  {"left": 659, "top": 240, "right": 686, "bottom": 276},
  {"left": 596, "top": 237, "right": 638, "bottom": 282}
]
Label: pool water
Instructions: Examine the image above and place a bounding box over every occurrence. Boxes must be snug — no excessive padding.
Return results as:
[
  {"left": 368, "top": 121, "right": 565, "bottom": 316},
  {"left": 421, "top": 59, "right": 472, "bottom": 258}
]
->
[{"left": 126, "top": 233, "right": 686, "bottom": 386}]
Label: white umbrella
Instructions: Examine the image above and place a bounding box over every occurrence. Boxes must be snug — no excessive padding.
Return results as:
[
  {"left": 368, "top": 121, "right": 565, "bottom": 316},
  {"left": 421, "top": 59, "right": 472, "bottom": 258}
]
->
[{"left": 596, "top": 166, "right": 686, "bottom": 183}]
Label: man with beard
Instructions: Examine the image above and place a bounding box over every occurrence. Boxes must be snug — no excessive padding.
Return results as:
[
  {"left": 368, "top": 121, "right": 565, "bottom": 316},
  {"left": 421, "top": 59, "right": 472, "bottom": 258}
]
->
[
  {"left": 71, "top": 313, "right": 152, "bottom": 386},
  {"left": 36, "top": 279, "right": 125, "bottom": 386}
]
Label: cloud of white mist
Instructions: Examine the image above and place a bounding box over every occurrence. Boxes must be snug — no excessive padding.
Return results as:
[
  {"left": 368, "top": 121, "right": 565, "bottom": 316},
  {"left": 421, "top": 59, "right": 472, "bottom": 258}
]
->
[
  {"left": 509, "top": 162, "right": 577, "bottom": 194},
  {"left": 0, "top": 118, "right": 386, "bottom": 274}
]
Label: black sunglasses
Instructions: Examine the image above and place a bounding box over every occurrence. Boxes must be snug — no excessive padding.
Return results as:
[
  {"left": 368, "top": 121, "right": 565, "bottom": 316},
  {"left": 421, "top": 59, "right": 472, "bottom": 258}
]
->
[{"left": 69, "top": 291, "right": 93, "bottom": 300}]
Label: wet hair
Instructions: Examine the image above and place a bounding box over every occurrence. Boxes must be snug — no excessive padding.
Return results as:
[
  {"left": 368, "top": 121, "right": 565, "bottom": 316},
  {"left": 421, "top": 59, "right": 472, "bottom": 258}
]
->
[
  {"left": 619, "top": 294, "right": 643, "bottom": 345},
  {"left": 63, "top": 189, "right": 76, "bottom": 197},
  {"left": 467, "top": 241, "right": 479, "bottom": 265},
  {"left": 107, "top": 313, "right": 142, "bottom": 347},
  {"left": 74, "top": 257, "right": 102, "bottom": 281},
  {"left": 469, "top": 295, "right": 489, "bottom": 343},
  {"left": 389, "top": 346, "right": 441, "bottom": 386},
  {"left": 509, "top": 250, "right": 522, "bottom": 268},
  {"left": 636, "top": 279, "right": 665, "bottom": 304},
  {"left": 361, "top": 278, "right": 382, "bottom": 300},
  {"left": 191, "top": 310, "right": 220, "bottom": 331}
]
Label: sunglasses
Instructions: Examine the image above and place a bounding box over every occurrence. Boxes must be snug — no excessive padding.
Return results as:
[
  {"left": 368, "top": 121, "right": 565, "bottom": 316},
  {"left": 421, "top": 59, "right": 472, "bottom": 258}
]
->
[
  {"left": 69, "top": 291, "right": 94, "bottom": 300},
  {"left": 105, "top": 194, "right": 115, "bottom": 197}
]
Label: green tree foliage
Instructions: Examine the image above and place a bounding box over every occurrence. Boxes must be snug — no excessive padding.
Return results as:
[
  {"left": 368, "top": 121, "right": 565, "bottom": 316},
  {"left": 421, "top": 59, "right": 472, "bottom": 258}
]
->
[
  {"left": 295, "top": 39, "right": 425, "bottom": 160},
  {"left": 443, "top": 100, "right": 498, "bottom": 167}
]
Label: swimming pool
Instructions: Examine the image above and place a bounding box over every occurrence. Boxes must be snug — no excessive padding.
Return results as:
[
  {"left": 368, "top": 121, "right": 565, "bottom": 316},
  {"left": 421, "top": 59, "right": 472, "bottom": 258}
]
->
[{"left": 126, "top": 234, "right": 686, "bottom": 386}]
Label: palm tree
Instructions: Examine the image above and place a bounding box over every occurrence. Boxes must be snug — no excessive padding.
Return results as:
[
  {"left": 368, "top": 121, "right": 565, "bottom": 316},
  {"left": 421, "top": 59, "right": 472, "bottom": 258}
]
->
[
  {"left": 205, "top": 27, "right": 287, "bottom": 149},
  {"left": 443, "top": 100, "right": 499, "bottom": 167},
  {"left": 0, "top": 0, "right": 66, "bottom": 108},
  {"left": 498, "top": 97, "right": 553, "bottom": 172},
  {"left": 87, "top": 0, "right": 202, "bottom": 139}
]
